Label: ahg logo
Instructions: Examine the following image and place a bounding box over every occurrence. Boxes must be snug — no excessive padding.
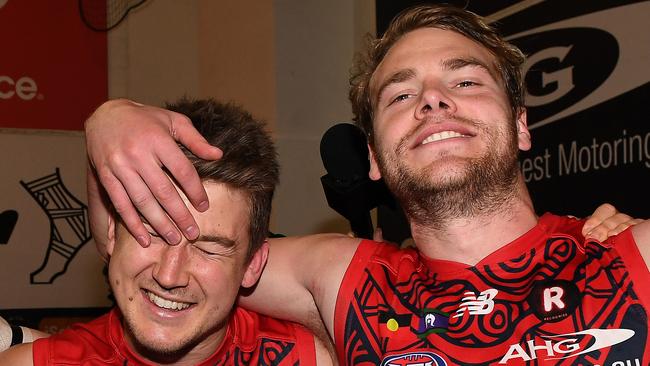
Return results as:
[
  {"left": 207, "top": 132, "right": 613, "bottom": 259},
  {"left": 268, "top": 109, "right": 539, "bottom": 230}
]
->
[
  {"left": 499, "top": 328, "right": 635, "bottom": 364},
  {"left": 505, "top": 2, "right": 650, "bottom": 129},
  {"left": 0, "top": 75, "right": 39, "bottom": 100}
]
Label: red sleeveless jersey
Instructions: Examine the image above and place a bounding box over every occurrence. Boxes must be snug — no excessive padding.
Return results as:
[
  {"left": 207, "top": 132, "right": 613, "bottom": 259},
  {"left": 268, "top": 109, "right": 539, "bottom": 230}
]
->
[
  {"left": 33, "top": 306, "right": 316, "bottom": 365},
  {"left": 335, "top": 214, "right": 650, "bottom": 365}
]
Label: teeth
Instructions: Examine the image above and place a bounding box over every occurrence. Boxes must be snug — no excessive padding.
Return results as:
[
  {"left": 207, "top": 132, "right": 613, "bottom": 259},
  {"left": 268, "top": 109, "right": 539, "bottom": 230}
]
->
[
  {"left": 421, "top": 131, "right": 465, "bottom": 145},
  {"left": 147, "top": 291, "right": 191, "bottom": 311}
]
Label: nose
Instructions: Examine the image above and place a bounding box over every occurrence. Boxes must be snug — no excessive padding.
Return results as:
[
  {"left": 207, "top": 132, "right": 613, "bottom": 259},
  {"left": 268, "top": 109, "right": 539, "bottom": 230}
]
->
[
  {"left": 414, "top": 82, "right": 456, "bottom": 120},
  {"left": 152, "top": 244, "right": 190, "bottom": 290}
]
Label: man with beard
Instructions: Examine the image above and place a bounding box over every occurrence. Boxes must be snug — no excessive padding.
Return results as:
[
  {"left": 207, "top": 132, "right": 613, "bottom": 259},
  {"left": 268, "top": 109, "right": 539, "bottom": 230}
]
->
[
  {"left": 0, "top": 98, "right": 328, "bottom": 365},
  {"left": 82, "top": 5, "right": 649, "bottom": 366}
]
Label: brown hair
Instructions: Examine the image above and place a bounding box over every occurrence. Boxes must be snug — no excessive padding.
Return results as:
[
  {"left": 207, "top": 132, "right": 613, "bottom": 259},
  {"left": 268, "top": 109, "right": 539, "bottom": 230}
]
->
[
  {"left": 166, "top": 98, "right": 279, "bottom": 260},
  {"left": 349, "top": 4, "right": 525, "bottom": 143}
]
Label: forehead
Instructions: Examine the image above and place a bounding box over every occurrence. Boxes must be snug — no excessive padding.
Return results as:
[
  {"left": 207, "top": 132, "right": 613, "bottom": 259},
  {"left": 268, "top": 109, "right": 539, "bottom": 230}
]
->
[
  {"left": 193, "top": 182, "right": 250, "bottom": 243},
  {"left": 370, "top": 27, "right": 497, "bottom": 92}
]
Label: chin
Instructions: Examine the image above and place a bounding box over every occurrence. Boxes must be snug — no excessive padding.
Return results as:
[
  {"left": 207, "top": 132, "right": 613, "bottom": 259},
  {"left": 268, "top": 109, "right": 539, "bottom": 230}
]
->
[
  {"left": 126, "top": 321, "right": 197, "bottom": 359},
  {"left": 132, "top": 334, "right": 199, "bottom": 363}
]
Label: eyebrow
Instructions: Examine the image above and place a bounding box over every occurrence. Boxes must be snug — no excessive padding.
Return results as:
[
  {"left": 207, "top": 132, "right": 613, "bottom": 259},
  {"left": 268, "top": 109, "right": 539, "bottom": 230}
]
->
[
  {"left": 374, "top": 68, "right": 416, "bottom": 106},
  {"left": 138, "top": 215, "right": 237, "bottom": 248},
  {"left": 195, "top": 234, "right": 237, "bottom": 248},
  {"left": 441, "top": 57, "right": 496, "bottom": 79},
  {"left": 373, "top": 56, "right": 496, "bottom": 106}
]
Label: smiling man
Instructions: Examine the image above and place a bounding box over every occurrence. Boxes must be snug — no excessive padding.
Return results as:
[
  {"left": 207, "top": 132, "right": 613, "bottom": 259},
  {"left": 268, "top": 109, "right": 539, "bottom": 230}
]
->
[
  {"left": 0, "top": 98, "right": 326, "bottom": 365},
  {"left": 76, "top": 4, "right": 648, "bottom": 366}
]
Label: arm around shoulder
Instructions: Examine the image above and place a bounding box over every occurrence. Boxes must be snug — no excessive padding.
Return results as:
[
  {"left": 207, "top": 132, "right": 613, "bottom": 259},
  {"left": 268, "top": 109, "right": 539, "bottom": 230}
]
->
[
  {"left": 240, "top": 233, "right": 360, "bottom": 339},
  {"left": 0, "top": 343, "right": 34, "bottom": 366}
]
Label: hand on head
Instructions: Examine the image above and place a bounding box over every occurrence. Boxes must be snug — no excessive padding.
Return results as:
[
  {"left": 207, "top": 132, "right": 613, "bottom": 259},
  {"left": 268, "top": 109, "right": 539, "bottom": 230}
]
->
[{"left": 85, "top": 99, "right": 222, "bottom": 256}]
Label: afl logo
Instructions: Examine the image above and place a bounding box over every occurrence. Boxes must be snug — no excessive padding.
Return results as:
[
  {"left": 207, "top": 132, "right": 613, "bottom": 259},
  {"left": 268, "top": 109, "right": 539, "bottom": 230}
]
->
[{"left": 381, "top": 352, "right": 447, "bottom": 366}]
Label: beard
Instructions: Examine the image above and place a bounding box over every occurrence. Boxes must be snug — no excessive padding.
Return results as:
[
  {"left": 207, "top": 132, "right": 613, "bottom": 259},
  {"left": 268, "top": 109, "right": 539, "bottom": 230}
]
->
[
  {"left": 121, "top": 311, "right": 227, "bottom": 364},
  {"left": 374, "top": 115, "right": 521, "bottom": 229}
]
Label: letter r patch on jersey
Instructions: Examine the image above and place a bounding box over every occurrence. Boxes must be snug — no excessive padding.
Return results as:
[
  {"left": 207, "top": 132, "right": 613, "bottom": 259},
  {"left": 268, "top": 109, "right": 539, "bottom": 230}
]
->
[{"left": 527, "top": 280, "right": 580, "bottom": 322}]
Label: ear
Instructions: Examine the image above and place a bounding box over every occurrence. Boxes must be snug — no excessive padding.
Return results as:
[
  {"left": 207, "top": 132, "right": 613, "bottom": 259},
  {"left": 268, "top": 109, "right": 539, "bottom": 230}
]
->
[
  {"left": 106, "top": 214, "right": 116, "bottom": 257},
  {"left": 240, "top": 240, "right": 269, "bottom": 288},
  {"left": 368, "top": 144, "right": 382, "bottom": 181},
  {"left": 516, "top": 108, "right": 531, "bottom": 151}
]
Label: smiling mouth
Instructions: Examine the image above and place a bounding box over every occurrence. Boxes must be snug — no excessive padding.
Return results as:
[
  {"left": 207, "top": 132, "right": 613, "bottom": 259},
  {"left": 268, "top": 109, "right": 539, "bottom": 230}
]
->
[
  {"left": 421, "top": 131, "right": 469, "bottom": 145},
  {"left": 145, "top": 290, "right": 192, "bottom": 311}
]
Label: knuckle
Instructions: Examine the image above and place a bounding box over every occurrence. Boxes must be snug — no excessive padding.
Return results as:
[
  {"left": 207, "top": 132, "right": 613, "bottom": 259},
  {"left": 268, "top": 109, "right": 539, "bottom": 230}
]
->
[
  {"left": 111, "top": 202, "right": 133, "bottom": 217},
  {"left": 601, "top": 203, "right": 616, "bottom": 213},
  {"left": 130, "top": 192, "right": 152, "bottom": 208},
  {"left": 617, "top": 213, "right": 632, "bottom": 221},
  {"left": 175, "top": 163, "right": 197, "bottom": 181},
  {"left": 96, "top": 168, "right": 115, "bottom": 185},
  {"left": 152, "top": 182, "right": 178, "bottom": 201},
  {"left": 591, "top": 227, "right": 607, "bottom": 236},
  {"left": 614, "top": 223, "right": 628, "bottom": 232}
]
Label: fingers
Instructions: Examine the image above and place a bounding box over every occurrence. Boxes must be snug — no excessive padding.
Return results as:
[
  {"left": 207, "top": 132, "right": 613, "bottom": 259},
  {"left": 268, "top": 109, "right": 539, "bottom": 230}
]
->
[
  {"left": 586, "top": 217, "right": 643, "bottom": 242},
  {"left": 98, "top": 168, "right": 155, "bottom": 245},
  {"left": 581, "top": 203, "right": 617, "bottom": 235},
  {"left": 166, "top": 113, "right": 219, "bottom": 215},
  {"left": 584, "top": 205, "right": 641, "bottom": 242},
  {"left": 611, "top": 219, "right": 644, "bottom": 235},
  {"left": 139, "top": 150, "right": 201, "bottom": 241},
  {"left": 172, "top": 113, "right": 223, "bottom": 161},
  {"left": 115, "top": 165, "right": 188, "bottom": 245}
]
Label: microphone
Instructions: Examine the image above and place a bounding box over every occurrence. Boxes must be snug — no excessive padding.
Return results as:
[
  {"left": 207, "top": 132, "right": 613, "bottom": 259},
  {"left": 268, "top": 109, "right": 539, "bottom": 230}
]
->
[{"left": 320, "top": 123, "right": 393, "bottom": 239}]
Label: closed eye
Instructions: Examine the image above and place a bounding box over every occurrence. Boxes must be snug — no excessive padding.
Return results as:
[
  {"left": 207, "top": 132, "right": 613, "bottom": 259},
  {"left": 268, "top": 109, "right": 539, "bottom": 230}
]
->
[
  {"left": 193, "top": 244, "right": 219, "bottom": 256},
  {"left": 192, "top": 242, "right": 236, "bottom": 257},
  {"left": 192, "top": 234, "right": 237, "bottom": 257}
]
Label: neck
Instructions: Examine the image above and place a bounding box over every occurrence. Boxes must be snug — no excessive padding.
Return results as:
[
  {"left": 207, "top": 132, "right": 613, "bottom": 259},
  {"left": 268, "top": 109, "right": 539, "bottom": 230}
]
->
[{"left": 410, "top": 181, "right": 538, "bottom": 266}]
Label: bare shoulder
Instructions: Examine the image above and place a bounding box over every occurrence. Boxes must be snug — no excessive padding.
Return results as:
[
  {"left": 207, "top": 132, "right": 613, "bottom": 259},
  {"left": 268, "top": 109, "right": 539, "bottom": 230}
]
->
[
  {"left": 631, "top": 219, "right": 650, "bottom": 266},
  {"left": 0, "top": 343, "right": 34, "bottom": 366}
]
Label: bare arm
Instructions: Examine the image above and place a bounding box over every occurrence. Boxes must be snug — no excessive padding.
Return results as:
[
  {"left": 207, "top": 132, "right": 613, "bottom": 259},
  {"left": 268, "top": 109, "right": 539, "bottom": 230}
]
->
[
  {"left": 0, "top": 343, "right": 34, "bottom": 366},
  {"left": 85, "top": 99, "right": 222, "bottom": 251},
  {"left": 1, "top": 317, "right": 49, "bottom": 352},
  {"left": 240, "top": 234, "right": 360, "bottom": 340}
]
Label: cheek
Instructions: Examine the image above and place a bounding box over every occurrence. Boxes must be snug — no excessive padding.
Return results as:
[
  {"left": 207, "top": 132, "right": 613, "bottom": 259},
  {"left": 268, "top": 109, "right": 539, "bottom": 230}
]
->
[
  {"left": 196, "top": 259, "right": 245, "bottom": 295},
  {"left": 109, "top": 248, "right": 152, "bottom": 284}
]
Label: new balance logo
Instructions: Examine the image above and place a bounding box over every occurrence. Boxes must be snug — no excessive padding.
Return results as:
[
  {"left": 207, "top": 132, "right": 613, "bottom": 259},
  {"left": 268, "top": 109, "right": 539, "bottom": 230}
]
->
[{"left": 453, "top": 289, "right": 498, "bottom": 318}]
